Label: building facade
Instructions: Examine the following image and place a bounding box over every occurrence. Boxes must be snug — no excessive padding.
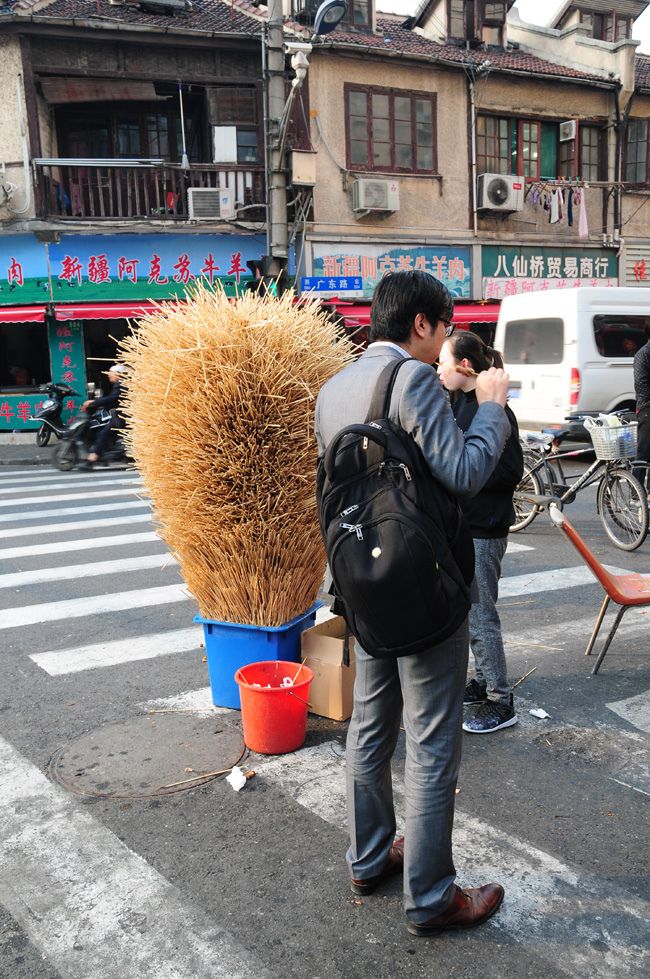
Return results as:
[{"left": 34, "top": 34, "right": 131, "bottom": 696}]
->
[{"left": 1, "top": 0, "right": 650, "bottom": 427}]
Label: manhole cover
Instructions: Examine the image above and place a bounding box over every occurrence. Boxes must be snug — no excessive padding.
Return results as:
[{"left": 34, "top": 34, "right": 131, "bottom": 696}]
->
[{"left": 50, "top": 714, "right": 246, "bottom": 798}]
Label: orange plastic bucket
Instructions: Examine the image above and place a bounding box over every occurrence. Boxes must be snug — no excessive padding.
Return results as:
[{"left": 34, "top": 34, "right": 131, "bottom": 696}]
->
[{"left": 234, "top": 660, "right": 314, "bottom": 754}]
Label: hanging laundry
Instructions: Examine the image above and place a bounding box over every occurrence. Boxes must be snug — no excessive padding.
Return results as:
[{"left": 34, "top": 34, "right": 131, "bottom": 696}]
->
[
  {"left": 579, "top": 189, "right": 589, "bottom": 238},
  {"left": 567, "top": 189, "right": 574, "bottom": 227},
  {"left": 558, "top": 187, "right": 564, "bottom": 224},
  {"left": 550, "top": 189, "right": 560, "bottom": 224},
  {"left": 530, "top": 188, "right": 540, "bottom": 205}
]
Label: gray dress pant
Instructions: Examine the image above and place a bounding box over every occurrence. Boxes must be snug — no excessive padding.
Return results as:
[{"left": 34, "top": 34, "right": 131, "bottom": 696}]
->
[{"left": 345, "top": 618, "right": 469, "bottom": 922}]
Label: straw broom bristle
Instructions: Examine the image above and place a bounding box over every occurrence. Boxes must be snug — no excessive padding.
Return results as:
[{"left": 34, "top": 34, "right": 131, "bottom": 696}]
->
[{"left": 119, "top": 284, "right": 356, "bottom": 626}]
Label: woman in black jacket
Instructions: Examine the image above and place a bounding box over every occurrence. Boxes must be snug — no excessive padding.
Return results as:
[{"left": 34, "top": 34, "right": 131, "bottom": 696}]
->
[{"left": 437, "top": 332, "right": 523, "bottom": 734}]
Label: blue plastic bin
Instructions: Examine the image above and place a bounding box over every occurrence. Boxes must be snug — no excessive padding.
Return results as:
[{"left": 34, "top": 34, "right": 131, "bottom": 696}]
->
[{"left": 194, "top": 603, "right": 321, "bottom": 709}]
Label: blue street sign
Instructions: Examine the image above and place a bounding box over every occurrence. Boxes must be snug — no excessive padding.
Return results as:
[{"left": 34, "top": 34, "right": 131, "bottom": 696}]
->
[{"left": 301, "top": 276, "right": 363, "bottom": 293}]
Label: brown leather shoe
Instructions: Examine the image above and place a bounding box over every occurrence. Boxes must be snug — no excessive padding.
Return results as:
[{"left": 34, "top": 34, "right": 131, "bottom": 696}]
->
[
  {"left": 406, "top": 883, "right": 504, "bottom": 936},
  {"left": 350, "top": 837, "right": 405, "bottom": 895}
]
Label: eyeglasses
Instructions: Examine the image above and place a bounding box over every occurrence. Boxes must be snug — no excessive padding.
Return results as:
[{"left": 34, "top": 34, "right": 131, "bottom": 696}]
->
[{"left": 443, "top": 321, "right": 455, "bottom": 339}]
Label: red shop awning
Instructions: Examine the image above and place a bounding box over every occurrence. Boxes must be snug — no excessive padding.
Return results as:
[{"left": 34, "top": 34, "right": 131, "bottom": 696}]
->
[
  {"left": 0, "top": 305, "right": 47, "bottom": 323},
  {"left": 452, "top": 304, "right": 500, "bottom": 324},
  {"left": 330, "top": 302, "right": 372, "bottom": 324},
  {"left": 54, "top": 302, "right": 164, "bottom": 321}
]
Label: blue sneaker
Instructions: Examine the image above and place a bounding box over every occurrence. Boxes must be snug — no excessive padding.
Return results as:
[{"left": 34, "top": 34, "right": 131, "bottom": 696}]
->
[{"left": 463, "top": 696, "right": 517, "bottom": 733}]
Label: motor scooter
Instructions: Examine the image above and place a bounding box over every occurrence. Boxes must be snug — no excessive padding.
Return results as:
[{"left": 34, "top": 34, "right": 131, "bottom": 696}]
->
[
  {"left": 54, "top": 405, "right": 132, "bottom": 471},
  {"left": 28, "top": 382, "right": 82, "bottom": 446}
]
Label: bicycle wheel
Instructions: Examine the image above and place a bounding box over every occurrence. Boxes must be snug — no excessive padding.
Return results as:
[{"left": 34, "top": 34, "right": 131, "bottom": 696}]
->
[
  {"left": 54, "top": 440, "right": 78, "bottom": 472},
  {"left": 511, "top": 465, "right": 544, "bottom": 532},
  {"left": 597, "top": 468, "right": 648, "bottom": 550},
  {"left": 36, "top": 424, "right": 51, "bottom": 447}
]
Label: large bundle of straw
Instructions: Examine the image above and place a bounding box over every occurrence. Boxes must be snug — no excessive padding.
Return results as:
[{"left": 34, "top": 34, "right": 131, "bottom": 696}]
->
[{"left": 120, "top": 284, "right": 355, "bottom": 626}]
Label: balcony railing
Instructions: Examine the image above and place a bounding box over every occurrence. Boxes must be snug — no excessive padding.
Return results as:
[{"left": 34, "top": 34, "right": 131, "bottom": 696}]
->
[{"left": 32, "top": 159, "right": 266, "bottom": 221}]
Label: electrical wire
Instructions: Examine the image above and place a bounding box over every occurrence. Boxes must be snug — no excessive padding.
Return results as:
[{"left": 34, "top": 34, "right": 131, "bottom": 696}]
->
[{"left": 313, "top": 112, "right": 347, "bottom": 174}]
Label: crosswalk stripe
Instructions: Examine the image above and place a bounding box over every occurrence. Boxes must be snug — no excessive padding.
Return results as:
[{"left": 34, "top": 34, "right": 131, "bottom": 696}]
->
[
  {"left": 506, "top": 540, "right": 534, "bottom": 553},
  {"left": 0, "top": 553, "right": 177, "bottom": 591},
  {"left": 258, "top": 743, "right": 650, "bottom": 978},
  {"left": 0, "top": 736, "right": 276, "bottom": 979},
  {"left": 503, "top": 606, "right": 649, "bottom": 654},
  {"left": 31, "top": 626, "right": 201, "bottom": 675},
  {"left": 0, "top": 500, "right": 150, "bottom": 523},
  {"left": 0, "top": 512, "right": 153, "bottom": 539},
  {"left": 0, "top": 531, "right": 161, "bottom": 560},
  {"left": 0, "top": 488, "right": 148, "bottom": 508},
  {"left": 0, "top": 583, "right": 189, "bottom": 630},
  {"left": 0, "top": 476, "right": 142, "bottom": 496},
  {"left": 499, "top": 565, "right": 627, "bottom": 598}
]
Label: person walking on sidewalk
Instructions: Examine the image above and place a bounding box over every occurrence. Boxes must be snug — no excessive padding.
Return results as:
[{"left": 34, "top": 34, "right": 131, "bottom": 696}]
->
[
  {"left": 315, "top": 271, "right": 510, "bottom": 935},
  {"left": 437, "top": 332, "right": 523, "bottom": 734}
]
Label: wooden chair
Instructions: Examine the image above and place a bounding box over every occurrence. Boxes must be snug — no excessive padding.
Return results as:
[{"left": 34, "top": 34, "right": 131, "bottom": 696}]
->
[{"left": 549, "top": 503, "right": 650, "bottom": 674}]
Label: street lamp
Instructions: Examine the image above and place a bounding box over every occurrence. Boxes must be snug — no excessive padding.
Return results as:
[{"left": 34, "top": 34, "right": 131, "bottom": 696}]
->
[{"left": 264, "top": 0, "right": 347, "bottom": 287}]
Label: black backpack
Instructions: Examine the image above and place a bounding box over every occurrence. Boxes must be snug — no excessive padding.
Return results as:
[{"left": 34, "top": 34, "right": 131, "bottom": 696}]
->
[{"left": 316, "top": 358, "right": 474, "bottom": 659}]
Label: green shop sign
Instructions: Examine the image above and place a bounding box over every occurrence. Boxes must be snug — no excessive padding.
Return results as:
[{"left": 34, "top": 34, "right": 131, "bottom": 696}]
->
[{"left": 482, "top": 246, "right": 618, "bottom": 299}]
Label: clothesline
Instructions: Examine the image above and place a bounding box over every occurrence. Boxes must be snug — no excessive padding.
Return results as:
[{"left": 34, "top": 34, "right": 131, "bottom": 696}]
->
[{"left": 524, "top": 179, "right": 631, "bottom": 199}]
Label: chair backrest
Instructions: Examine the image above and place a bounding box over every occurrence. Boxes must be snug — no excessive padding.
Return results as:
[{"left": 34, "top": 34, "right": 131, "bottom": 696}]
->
[{"left": 548, "top": 504, "right": 622, "bottom": 597}]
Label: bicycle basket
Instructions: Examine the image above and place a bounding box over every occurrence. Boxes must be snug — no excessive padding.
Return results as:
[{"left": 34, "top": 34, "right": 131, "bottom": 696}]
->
[{"left": 585, "top": 419, "right": 638, "bottom": 460}]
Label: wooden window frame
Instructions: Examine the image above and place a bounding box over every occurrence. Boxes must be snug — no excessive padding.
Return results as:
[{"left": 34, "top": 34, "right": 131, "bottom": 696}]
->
[
  {"left": 625, "top": 118, "right": 649, "bottom": 185},
  {"left": 476, "top": 114, "right": 510, "bottom": 174},
  {"left": 448, "top": 0, "right": 467, "bottom": 38},
  {"left": 340, "top": 0, "right": 372, "bottom": 29},
  {"left": 579, "top": 125, "right": 602, "bottom": 182},
  {"left": 344, "top": 84, "right": 438, "bottom": 175}
]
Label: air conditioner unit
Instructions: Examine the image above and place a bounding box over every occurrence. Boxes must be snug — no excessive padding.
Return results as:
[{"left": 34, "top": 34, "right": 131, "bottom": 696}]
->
[
  {"left": 559, "top": 119, "right": 577, "bottom": 142},
  {"left": 352, "top": 178, "right": 400, "bottom": 213},
  {"left": 476, "top": 173, "right": 524, "bottom": 212},
  {"left": 187, "top": 187, "right": 234, "bottom": 220}
]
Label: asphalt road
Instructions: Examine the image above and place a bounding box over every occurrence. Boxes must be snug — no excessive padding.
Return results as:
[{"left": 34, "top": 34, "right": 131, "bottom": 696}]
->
[{"left": 0, "top": 457, "right": 649, "bottom": 979}]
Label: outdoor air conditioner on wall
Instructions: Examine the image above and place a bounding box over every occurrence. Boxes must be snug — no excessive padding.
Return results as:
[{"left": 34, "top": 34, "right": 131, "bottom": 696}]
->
[
  {"left": 476, "top": 173, "right": 524, "bottom": 212},
  {"left": 559, "top": 119, "right": 577, "bottom": 142},
  {"left": 187, "top": 187, "right": 234, "bottom": 220},
  {"left": 352, "top": 178, "right": 400, "bottom": 214}
]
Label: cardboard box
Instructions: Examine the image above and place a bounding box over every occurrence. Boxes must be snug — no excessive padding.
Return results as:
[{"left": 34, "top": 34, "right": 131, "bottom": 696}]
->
[{"left": 301, "top": 616, "right": 356, "bottom": 721}]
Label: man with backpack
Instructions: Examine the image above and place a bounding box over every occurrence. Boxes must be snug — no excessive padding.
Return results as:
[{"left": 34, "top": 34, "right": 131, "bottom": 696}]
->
[{"left": 315, "top": 271, "right": 510, "bottom": 936}]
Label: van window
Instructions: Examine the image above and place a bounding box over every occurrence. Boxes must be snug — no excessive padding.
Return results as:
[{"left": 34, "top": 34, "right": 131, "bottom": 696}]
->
[
  {"left": 593, "top": 315, "right": 648, "bottom": 358},
  {"left": 503, "top": 318, "right": 563, "bottom": 365}
]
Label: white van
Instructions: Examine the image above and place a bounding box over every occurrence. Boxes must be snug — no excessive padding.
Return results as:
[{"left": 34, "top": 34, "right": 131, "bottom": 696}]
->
[{"left": 493, "top": 287, "right": 650, "bottom": 435}]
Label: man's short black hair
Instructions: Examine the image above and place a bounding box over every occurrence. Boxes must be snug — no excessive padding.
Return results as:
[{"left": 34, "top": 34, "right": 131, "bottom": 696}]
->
[{"left": 369, "top": 271, "right": 455, "bottom": 344}]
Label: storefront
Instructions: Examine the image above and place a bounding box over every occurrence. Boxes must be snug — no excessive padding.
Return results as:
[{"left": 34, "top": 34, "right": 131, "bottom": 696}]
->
[
  {"left": 481, "top": 245, "right": 618, "bottom": 298},
  {"left": 0, "top": 233, "right": 268, "bottom": 430}
]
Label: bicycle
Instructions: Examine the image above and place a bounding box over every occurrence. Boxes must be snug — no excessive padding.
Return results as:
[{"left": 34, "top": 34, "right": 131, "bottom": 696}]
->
[{"left": 512, "top": 413, "right": 648, "bottom": 551}]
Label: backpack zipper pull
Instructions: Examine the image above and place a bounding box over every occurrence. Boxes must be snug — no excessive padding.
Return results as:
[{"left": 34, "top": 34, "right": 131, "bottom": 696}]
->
[
  {"left": 377, "top": 462, "right": 385, "bottom": 480},
  {"left": 340, "top": 522, "right": 364, "bottom": 540},
  {"left": 340, "top": 504, "right": 359, "bottom": 517},
  {"left": 400, "top": 464, "right": 412, "bottom": 481}
]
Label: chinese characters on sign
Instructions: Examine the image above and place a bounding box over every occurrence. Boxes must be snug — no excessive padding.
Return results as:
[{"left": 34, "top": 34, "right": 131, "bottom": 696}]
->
[
  {"left": 482, "top": 246, "right": 618, "bottom": 298},
  {"left": 301, "top": 276, "right": 363, "bottom": 295},
  {"left": 311, "top": 245, "right": 472, "bottom": 299},
  {"left": 0, "top": 234, "right": 271, "bottom": 304}
]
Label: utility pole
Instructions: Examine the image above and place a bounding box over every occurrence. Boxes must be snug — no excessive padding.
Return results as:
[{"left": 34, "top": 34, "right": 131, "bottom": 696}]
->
[{"left": 265, "top": 0, "right": 288, "bottom": 279}]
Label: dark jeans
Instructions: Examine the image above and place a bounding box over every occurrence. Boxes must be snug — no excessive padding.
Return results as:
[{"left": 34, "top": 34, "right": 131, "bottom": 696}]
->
[{"left": 92, "top": 417, "right": 116, "bottom": 456}]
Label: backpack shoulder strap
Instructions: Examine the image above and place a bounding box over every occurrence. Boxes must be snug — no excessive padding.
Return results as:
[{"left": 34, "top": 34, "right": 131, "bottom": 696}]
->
[{"left": 365, "top": 357, "right": 412, "bottom": 423}]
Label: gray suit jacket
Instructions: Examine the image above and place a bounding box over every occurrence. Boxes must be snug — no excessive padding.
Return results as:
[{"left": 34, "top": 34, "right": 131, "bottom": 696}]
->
[{"left": 315, "top": 343, "right": 510, "bottom": 500}]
